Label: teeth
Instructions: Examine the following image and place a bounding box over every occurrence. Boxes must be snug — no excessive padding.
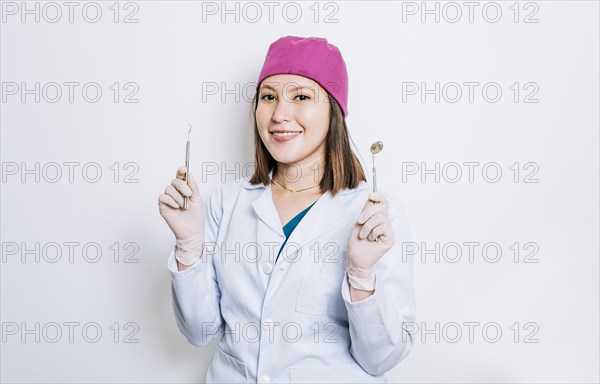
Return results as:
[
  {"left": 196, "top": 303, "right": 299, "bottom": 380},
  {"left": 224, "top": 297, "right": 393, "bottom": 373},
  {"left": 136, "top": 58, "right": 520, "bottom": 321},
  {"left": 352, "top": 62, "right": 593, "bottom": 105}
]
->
[{"left": 273, "top": 131, "right": 301, "bottom": 136}]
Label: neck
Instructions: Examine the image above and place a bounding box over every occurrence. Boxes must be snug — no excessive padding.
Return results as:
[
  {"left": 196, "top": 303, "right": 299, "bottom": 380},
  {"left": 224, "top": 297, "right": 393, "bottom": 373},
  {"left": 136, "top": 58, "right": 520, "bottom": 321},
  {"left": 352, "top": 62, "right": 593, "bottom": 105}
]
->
[{"left": 273, "top": 156, "right": 325, "bottom": 192}]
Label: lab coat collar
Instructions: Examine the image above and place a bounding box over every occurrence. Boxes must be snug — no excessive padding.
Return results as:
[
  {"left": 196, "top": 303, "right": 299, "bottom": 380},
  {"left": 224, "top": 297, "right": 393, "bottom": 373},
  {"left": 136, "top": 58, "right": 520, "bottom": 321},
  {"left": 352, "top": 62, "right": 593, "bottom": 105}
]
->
[{"left": 245, "top": 168, "right": 369, "bottom": 247}]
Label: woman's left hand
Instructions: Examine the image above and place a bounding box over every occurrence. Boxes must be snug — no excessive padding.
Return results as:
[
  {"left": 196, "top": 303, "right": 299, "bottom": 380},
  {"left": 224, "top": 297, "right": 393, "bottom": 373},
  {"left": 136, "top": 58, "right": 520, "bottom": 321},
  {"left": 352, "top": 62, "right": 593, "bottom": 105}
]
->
[{"left": 347, "top": 193, "right": 395, "bottom": 270}]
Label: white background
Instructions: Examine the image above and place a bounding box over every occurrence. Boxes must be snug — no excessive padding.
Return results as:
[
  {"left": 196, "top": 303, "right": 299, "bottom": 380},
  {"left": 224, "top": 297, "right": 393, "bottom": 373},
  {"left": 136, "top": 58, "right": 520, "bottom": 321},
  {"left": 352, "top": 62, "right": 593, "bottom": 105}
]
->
[{"left": 1, "top": 1, "right": 599, "bottom": 382}]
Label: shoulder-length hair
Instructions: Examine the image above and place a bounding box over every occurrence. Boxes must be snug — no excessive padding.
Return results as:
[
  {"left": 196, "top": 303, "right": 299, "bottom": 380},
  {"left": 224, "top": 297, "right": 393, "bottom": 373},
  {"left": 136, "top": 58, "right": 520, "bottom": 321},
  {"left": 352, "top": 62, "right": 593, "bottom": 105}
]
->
[{"left": 249, "top": 87, "right": 366, "bottom": 196}]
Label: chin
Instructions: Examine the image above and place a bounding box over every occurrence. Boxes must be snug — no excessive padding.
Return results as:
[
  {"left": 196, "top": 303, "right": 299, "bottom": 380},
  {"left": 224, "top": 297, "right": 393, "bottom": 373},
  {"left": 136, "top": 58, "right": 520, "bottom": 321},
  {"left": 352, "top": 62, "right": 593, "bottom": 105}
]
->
[{"left": 271, "top": 154, "right": 298, "bottom": 165}]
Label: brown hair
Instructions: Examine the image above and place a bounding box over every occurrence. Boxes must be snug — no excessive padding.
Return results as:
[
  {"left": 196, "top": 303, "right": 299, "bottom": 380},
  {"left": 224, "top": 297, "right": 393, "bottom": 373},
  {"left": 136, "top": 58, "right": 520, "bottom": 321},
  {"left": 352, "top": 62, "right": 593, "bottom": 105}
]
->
[{"left": 249, "top": 87, "right": 366, "bottom": 196}]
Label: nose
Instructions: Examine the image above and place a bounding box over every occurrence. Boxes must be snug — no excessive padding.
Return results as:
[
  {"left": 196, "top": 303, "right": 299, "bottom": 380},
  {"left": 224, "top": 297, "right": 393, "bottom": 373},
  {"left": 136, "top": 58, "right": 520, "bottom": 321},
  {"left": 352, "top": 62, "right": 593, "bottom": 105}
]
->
[{"left": 271, "top": 96, "right": 293, "bottom": 123}]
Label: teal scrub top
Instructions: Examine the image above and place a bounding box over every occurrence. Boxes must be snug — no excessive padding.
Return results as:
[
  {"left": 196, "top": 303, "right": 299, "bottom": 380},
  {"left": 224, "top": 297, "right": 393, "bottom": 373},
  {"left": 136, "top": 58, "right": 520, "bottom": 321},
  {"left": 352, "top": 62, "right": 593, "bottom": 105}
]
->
[{"left": 275, "top": 201, "right": 317, "bottom": 263}]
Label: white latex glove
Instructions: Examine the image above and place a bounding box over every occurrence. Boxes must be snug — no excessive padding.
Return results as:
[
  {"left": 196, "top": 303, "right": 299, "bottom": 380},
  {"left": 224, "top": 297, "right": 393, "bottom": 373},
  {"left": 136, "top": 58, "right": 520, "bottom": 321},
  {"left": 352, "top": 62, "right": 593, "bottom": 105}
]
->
[
  {"left": 347, "top": 192, "right": 395, "bottom": 291},
  {"left": 158, "top": 165, "right": 205, "bottom": 265}
]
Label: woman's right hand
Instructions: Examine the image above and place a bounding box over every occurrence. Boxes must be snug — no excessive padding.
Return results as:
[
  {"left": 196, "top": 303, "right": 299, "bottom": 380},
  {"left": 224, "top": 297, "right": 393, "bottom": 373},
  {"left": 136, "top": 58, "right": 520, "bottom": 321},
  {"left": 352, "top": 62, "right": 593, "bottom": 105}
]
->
[{"left": 158, "top": 165, "right": 205, "bottom": 243}]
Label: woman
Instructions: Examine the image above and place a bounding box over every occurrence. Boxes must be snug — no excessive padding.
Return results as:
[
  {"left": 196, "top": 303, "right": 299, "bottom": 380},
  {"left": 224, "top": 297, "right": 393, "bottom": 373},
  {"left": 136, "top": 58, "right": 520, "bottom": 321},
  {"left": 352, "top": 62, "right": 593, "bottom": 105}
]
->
[{"left": 158, "top": 36, "right": 416, "bottom": 383}]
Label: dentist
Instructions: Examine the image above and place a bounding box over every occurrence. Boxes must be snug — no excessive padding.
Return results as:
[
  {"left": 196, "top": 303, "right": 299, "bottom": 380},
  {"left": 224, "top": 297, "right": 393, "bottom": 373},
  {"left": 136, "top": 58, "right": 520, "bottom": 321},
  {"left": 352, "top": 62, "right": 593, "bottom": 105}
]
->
[{"left": 158, "top": 35, "right": 417, "bottom": 383}]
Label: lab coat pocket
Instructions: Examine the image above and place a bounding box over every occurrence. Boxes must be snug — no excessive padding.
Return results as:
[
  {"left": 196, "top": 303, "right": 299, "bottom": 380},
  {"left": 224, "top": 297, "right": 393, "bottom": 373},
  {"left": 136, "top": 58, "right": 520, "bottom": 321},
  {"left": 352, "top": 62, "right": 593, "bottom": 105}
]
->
[
  {"left": 295, "top": 241, "right": 347, "bottom": 318},
  {"left": 289, "top": 362, "right": 386, "bottom": 383},
  {"left": 206, "top": 344, "right": 248, "bottom": 383}
]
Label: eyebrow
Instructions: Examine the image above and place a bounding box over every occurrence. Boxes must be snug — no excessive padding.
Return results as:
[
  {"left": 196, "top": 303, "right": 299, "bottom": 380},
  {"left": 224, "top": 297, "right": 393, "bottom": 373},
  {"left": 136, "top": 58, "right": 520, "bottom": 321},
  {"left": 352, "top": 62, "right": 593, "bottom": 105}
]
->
[{"left": 260, "top": 84, "right": 314, "bottom": 92}]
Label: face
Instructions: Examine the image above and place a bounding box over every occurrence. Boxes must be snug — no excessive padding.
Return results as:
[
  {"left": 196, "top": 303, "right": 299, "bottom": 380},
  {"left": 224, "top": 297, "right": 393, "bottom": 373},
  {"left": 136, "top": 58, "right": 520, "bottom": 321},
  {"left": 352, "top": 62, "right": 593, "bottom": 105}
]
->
[{"left": 256, "top": 74, "right": 330, "bottom": 168}]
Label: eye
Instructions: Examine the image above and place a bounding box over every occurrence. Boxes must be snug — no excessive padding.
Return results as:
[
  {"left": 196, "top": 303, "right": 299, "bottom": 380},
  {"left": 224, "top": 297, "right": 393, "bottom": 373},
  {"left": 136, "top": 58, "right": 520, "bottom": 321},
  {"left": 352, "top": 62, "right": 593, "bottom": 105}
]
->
[
  {"left": 260, "top": 94, "right": 275, "bottom": 101},
  {"left": 295, "top": 94, "right": 310, "bottom": 101}
]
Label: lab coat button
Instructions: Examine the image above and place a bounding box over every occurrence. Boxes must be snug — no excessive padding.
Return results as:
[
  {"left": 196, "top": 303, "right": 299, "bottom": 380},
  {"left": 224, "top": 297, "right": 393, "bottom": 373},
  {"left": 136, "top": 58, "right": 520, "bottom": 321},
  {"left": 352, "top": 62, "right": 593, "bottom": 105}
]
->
[
  {"left": 262, "top": 261, "right": 273, "bottom": 274},
  {"left": 258, "top": 374, "right": 271, "bottom": 383}
]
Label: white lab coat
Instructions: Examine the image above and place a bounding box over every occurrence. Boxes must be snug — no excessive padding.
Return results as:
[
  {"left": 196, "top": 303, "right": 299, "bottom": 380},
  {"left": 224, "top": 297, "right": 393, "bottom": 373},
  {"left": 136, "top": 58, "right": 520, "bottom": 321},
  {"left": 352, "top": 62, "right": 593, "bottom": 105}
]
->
[{"left": 167, "top": 172, "right": 417, "bottom": 383}]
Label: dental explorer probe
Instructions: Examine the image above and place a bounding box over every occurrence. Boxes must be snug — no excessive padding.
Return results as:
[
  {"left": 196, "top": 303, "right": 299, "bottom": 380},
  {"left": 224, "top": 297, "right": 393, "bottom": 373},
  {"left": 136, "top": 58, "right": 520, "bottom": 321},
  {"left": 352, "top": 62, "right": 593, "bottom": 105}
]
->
[{"left": 183, "top": 124, "right": 191, "bottom": 209}]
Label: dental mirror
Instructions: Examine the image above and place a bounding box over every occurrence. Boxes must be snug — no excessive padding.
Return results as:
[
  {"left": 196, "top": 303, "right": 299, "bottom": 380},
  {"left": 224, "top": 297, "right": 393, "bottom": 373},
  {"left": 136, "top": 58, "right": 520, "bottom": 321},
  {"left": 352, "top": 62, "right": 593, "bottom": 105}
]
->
[{"left": 370, "top": 141, "right": 383, "bottom": 193}]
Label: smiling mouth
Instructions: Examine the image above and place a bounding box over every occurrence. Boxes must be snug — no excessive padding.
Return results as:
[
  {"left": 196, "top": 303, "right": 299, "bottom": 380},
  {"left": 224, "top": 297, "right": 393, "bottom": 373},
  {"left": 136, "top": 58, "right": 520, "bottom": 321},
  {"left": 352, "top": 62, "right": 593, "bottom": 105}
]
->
[{"left": 271, "top": 131, "right": 302, "bottom": 136}]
